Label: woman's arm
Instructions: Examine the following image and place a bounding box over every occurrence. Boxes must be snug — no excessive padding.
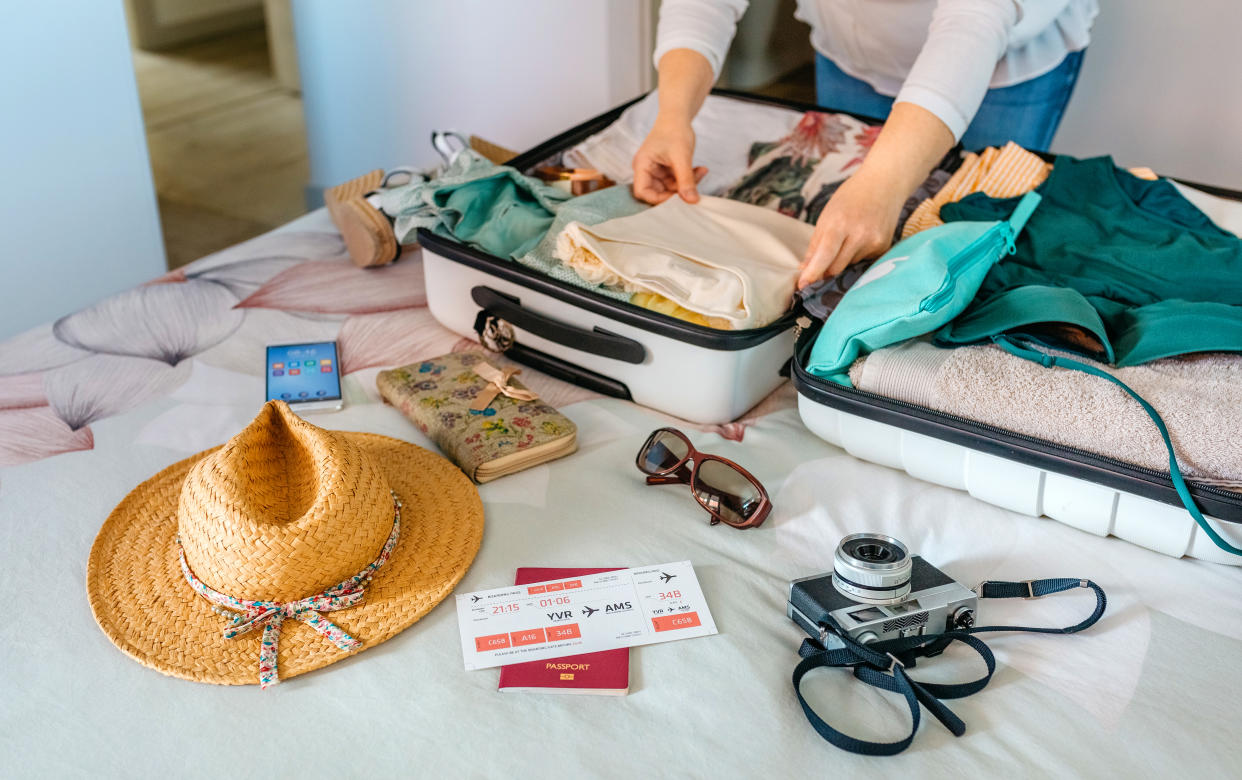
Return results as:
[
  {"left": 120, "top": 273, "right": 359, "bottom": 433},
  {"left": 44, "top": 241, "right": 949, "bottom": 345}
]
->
[
  {"left": 652, "top": 0, "right": 748, "bottom": 77},
  {"left": 894, "top": 0, "right": 1018, "bottom": 141},
  {"left": 798, "top": 102, "right": 955, "bottom": 287},
  {"left": 800, "top": 0, "right": 1019, "bottom": 287},
  {"left": 633, "top": 49, "right": 715, "bottom": 204},
  {"left": 632, "top": 0, "right": 748, "bottom": 204}
]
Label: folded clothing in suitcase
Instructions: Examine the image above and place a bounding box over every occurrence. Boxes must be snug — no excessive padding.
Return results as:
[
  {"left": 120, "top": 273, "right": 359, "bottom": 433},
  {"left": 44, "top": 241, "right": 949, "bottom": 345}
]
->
[
  {"left": 416, "top": 91, "right": 902, "bottom": 424},
  {"left": 794, "top": 168, "right": 1242, "bottom": 563}
]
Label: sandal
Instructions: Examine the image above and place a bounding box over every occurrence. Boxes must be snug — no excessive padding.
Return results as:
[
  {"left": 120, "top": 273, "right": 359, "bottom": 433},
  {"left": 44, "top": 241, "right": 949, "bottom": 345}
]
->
[
  {"left": 324, "top": 169, "right": 412, "bottom": 268},
  {"left": 325, "top": 133, "right": 517, "bottom": 269}
]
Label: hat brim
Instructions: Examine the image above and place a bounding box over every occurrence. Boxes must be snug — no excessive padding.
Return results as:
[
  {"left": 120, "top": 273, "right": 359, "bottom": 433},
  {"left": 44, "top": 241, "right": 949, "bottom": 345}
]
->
[{"left": 87, "top": 433, "right": 484, "bottom": 685}]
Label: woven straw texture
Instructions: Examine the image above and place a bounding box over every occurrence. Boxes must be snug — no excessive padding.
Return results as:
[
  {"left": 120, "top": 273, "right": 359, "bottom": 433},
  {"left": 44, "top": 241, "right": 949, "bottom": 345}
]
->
[{"left": 86, "top": 402, "right": 484, "bottom": 685}]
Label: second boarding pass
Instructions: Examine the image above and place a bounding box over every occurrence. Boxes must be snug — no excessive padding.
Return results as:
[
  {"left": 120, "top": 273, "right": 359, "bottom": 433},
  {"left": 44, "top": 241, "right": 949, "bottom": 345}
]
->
[{"left": 455, "top": 561, "right": 717, "bottom": 670}]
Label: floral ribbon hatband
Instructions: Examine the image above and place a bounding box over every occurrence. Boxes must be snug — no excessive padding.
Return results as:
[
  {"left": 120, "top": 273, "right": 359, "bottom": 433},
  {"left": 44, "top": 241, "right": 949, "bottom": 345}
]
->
[{"left": 176, "top": 491, "right": 402, "bottom": 689}]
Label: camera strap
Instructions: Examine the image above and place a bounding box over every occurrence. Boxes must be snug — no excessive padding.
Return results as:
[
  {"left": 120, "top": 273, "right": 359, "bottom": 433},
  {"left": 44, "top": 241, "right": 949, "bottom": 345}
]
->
[{"left": 792, "top": 577, "right": 1106, "bottom": 756}]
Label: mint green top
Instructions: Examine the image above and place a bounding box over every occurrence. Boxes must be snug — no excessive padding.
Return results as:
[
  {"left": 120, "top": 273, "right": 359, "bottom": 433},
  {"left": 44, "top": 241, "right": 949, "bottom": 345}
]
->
[
  {"left": 381, "top": 150, "right": 571, "bottom": 261},
  {"left": 805, "top": 191, "right": 1041, "bottom": 384},
  {"left": 936, "top": 156, "right": 1242, "bottom": 365}
]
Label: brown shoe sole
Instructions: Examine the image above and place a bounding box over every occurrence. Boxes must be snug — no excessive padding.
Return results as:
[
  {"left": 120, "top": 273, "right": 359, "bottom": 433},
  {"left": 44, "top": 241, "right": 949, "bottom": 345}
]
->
[{"left": 325, "top": 169, "right": 399, "bottom": 268}]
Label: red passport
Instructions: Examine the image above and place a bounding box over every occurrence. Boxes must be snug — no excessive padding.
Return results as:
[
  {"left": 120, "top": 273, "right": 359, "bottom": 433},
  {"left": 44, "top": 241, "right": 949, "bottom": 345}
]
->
[{"left": 497, "top": 567, "right": 630, "bottom": 695}]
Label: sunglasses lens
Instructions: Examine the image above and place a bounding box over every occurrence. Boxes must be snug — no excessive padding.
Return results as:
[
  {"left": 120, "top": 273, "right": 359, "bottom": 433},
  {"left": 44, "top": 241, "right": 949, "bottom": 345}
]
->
[
  {"left": 693, "top": 460, "right": 763, "bottom": 525},
  {"left": 639, "top": 430, "right": 689, "bottom": 474}
]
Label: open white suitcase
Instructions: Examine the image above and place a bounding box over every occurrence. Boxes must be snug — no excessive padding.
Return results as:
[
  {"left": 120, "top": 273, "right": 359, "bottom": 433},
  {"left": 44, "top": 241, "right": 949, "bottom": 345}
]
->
[
  {"left": 420, "top": 91, "right": 883, "bottom": 424},
  {"left": 791, "top": 164, "right": 1242, "bottom": 564},
  {"left": 791, "top": 319, "right": 1242, "bottom": 566}
]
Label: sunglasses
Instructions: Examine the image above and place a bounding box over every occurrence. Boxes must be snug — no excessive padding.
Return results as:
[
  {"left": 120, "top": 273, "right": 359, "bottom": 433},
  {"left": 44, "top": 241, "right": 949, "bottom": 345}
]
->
[{"left": 635, "top": 427, "right": 771, "bottom": 529}]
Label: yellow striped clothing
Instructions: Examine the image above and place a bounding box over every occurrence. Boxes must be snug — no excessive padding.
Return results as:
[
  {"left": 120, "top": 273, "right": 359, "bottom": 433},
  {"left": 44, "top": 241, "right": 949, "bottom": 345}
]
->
[
  {"left": 902, "top": 142, "right": 1050, "bottom": 238},
  {"left": 901, "top": 143, "right": 1158, "bottom": 238}
]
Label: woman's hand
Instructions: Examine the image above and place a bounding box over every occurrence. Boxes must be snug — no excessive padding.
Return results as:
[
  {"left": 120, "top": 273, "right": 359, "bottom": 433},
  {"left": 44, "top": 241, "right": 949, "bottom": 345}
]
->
[
  {"left": 797, "top": 169, "right": 904, "bottom": 289},
  {"left": 632, "top": 118, "right": 708, "bottom": 205},
  {"left": 797, "top": 101, "right": 956, "bottom": 289},
  {"left": 633, "top": 48, "right": 715, "bottom": 205}
]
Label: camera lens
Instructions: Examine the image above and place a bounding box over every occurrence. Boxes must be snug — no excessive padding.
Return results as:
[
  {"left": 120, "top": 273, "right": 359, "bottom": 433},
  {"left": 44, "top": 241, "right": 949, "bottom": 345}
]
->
[
  {"left": 832, "top": 533, "right": 913, "bottom": 604},
  {"left": 853, "top": 543, "right": 895, "bottom": 563}
]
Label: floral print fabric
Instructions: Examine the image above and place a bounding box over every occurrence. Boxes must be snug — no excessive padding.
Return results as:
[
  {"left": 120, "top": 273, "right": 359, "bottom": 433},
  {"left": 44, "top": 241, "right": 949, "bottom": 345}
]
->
[
  {"left": 725, "top": 110, "right": 958, "bottom": 323},
  {"left": 725, "top": 111, "right": 881, "bottom": 223},
  {"left": 724, "top": 110, "right": 955, "bottom": 245},
  {"left": 376, "top": 352, "right": 577, "bottom": 482},
  {"left": 177, "top": 491, "right": 403, "bottom": 689}
]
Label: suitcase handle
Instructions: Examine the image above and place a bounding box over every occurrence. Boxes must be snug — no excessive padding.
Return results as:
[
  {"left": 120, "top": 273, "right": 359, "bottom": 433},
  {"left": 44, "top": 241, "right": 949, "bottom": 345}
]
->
[{"left": 471, "top": 286, "right": 646, "bottom": 365}]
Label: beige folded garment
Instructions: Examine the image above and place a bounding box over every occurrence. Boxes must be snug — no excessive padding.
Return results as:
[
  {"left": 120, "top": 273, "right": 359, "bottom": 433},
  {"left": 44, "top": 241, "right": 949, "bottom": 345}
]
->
[
  {"left": 554, "top": 195, "right": 813, "bottom": 330},
  {"left": 850, "top": 340, "right": 1242, "bottom": 488}
]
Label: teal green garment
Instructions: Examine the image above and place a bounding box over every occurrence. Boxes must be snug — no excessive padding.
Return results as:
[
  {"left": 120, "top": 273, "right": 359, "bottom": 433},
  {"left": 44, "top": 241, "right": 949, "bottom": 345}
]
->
[
  {"left": 806, "top": 191, "right": 1041, "bottom": 385},
  {"left": 516, "top": 186, "right": 649, "bottom": 301},
  {"left": 936, "top": 156, "right": 1242, "bottom": 365},
  {"left": 380, "top": 150, "right": 571, "bottom": 260}
]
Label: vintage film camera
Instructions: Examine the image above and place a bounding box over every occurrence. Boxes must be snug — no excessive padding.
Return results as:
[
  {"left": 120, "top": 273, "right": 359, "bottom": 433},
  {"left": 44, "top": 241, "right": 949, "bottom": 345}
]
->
[{"left": 787, "top": 534, "right": 977, "bottom": 650}]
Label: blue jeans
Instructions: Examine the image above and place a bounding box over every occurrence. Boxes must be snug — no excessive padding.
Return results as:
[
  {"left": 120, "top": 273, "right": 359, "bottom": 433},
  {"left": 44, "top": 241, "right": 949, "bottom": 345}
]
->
[{"left": 815, "top": 51, "right": 1085, "bottom": 152}]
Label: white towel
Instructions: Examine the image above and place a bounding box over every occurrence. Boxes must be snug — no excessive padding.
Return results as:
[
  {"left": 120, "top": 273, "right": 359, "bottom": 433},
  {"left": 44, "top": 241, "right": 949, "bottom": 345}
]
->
[
  {"left": 851, "top": 339, "right": 1242, "bottom": 487},
  {"left": 555, "top": 196, "right": 813, "bottom": 330}
]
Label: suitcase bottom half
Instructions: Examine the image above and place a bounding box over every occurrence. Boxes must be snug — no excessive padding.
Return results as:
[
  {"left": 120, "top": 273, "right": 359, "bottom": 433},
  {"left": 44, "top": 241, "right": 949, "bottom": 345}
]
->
[
  {"left": 423, "top": 247, "right": 796, "bottom": 425},
  {"left": 797, "top": 393, "right": 1242, "bottom": 565}
]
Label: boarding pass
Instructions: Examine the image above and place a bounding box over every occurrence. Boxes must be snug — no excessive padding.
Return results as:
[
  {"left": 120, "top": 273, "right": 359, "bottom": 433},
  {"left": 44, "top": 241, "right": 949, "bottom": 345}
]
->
[{"left": 455, "top": 561, "right": 717, "bottom": 670}]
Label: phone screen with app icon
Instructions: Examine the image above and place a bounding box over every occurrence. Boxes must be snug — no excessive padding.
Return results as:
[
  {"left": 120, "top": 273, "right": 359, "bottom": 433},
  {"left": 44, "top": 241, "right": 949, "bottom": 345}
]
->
[{"left": 265, "top": 342, "right": 342, "bottom": 411}]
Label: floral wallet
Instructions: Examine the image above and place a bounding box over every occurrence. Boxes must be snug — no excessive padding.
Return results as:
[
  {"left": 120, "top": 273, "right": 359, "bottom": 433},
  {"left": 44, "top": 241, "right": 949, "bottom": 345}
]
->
[{"left": 376, "top": 351, "right": 577, "bottom": 483}]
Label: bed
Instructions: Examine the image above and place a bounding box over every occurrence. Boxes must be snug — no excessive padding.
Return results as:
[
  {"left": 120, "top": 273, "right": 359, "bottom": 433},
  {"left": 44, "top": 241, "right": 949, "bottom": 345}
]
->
[{"left": 2, "top": 208, "right": 1239, "bottom": 778}]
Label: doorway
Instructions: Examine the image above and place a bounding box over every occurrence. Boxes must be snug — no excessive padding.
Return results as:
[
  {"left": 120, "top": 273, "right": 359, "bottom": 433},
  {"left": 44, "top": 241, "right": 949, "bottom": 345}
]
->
[{"left": 125, "top": 0, "right": 309, "bottom": 270}]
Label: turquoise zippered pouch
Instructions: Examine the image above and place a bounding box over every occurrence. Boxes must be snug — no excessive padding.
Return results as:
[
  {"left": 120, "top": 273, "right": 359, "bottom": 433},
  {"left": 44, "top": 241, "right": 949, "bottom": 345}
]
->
[{"left": 806, "top": 190, "right": 1042, "bottom": 385}]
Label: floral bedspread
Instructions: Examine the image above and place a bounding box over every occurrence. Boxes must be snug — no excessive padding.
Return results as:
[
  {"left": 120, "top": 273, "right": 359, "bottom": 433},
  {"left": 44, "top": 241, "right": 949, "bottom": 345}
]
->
[{"left": 0, "top": 210, "right": 794, "bottom": 470}]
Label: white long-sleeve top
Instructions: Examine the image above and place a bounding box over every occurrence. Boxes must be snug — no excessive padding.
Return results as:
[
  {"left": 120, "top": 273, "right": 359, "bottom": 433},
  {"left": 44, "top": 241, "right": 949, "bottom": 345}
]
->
[{"left": 654, "top": 0, "right": 1098, "bottom": 139}]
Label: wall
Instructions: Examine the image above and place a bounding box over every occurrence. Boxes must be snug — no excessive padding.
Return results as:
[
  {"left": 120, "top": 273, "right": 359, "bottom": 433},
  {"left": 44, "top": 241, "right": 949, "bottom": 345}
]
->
[
  {"left": 292, "top": 0, "right": 653, "bottom": 201},
  {"left": 0, "top": 1, "right": 166, "bottom": 340},
  {"left": 1052, "top": 0, "right": 1242, "bottom": 187}
]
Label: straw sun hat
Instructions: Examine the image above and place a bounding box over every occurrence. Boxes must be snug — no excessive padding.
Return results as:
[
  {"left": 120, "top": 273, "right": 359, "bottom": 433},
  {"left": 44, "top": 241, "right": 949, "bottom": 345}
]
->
[{"left": 87, "top": 401, "right": 484, "bottom": 688}]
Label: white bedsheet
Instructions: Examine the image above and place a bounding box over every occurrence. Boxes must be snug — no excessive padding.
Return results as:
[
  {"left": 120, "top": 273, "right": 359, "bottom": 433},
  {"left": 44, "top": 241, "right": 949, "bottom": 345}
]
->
[{"left": 2, "top": 212, "right": 1240, "bottom": 778}]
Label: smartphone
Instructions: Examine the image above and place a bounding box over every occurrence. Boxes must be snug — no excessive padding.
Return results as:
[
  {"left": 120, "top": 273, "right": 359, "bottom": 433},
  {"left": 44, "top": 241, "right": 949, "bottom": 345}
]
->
[{"left": 265, "top": 341, "right": 343, "bottom": 412}]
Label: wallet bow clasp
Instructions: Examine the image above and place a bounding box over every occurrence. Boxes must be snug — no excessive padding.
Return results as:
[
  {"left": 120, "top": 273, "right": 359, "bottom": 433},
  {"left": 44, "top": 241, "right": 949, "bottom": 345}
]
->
[{"left": 469, "top": 362, "right": 539, "bottom": 412}]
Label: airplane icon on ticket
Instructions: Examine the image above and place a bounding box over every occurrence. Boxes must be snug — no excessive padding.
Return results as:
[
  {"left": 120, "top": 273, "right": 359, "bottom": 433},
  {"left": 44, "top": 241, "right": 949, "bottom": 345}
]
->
[
  {"left": 582, "top": 605, "right": 599, "bottom": 617},
  {"left": 660, "top": 572, "right": 676, "bottom": 583},
  {"left": 471, "top": 595, "right": 481, "bottom": 603}
]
